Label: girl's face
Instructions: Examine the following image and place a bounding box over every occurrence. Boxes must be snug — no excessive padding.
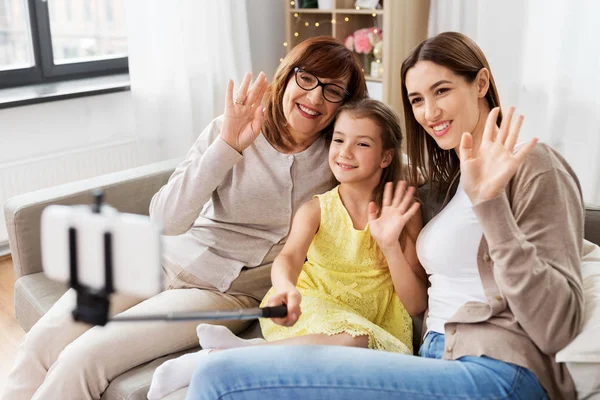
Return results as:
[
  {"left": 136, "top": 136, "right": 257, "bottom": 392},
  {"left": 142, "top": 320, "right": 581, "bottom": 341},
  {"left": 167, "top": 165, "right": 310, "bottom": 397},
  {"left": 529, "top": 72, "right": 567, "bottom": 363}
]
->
[
  {"left": 405, "top": 61, "right": 488, "bottom": 153},
  {"left": 282, "top": 69, "right": 349, "bottom": 141},
  {"left": 329, "top": 112, "right": 393, "bottom": 186}
]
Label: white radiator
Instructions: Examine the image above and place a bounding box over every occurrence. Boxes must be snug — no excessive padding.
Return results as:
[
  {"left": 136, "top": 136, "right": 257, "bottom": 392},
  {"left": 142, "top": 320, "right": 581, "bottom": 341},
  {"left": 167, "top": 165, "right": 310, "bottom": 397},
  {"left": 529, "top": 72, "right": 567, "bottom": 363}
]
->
[{"left": 0, "top": 139, "right": 143, "bottom": 247}]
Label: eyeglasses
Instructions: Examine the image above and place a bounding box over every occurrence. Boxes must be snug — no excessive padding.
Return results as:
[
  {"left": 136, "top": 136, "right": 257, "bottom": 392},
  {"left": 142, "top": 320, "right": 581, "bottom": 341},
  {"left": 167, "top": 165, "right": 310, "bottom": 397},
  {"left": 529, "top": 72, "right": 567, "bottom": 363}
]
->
[{"left": 294, "top": 67, "right": 349, "bottom": 104}]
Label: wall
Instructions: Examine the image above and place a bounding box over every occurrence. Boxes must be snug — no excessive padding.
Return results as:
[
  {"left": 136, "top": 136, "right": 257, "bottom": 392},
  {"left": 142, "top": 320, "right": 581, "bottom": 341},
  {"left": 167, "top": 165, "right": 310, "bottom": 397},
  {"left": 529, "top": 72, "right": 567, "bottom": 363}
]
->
[
  {"left": 0, "top": 91, "right": 154, "bottom": 248},
  {"left": 246, "top": 0, "right": 286, "bottom": 80}
]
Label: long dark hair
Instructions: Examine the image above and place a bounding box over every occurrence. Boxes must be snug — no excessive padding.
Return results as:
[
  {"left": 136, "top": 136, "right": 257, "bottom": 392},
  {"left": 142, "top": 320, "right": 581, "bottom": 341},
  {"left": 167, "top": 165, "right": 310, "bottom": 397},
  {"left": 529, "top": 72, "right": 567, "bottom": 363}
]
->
[
  {"left": 263, "top": 36, "right": 368, "bottom": 151},
  {"left": 337, "top": 98, "right": 405, "bottom": 214},
  {"left": 401, "top": 32, "right": 502, "bottom": 201}
]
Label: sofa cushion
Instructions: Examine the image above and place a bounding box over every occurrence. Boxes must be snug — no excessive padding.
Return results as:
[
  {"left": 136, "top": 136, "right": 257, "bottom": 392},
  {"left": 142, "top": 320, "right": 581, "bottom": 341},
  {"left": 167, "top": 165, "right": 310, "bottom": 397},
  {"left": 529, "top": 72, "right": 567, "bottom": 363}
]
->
[
  {"left": 100, "top": 349, "right": 192, "bottom": 400},
  {"left": 14, "top": 273, "right": 68, "bottom": 332},
  {"left": 556, "top": 239, "right": 600, "bottom": 399}
]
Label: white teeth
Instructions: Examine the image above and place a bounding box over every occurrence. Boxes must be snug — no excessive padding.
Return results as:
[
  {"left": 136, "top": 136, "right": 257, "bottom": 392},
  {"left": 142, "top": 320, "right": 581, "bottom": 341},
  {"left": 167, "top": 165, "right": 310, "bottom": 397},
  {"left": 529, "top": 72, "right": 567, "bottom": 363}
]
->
[
  {"left": 337, "top": 162, "right": 355, "bottom": 169},
  {"left": 433, "top": 121, "right": 450, "bottom": 132},
  {"left": 299, "top": 104, "right": 318, "bottom": 116}
]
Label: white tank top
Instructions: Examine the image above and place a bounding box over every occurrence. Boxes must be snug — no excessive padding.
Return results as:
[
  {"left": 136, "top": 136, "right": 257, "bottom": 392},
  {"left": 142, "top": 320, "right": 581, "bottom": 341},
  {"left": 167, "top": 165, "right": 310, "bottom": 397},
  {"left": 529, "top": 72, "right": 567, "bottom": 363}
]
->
[{"left": 416, "top": 178, "right": 488, "bottom": 334}]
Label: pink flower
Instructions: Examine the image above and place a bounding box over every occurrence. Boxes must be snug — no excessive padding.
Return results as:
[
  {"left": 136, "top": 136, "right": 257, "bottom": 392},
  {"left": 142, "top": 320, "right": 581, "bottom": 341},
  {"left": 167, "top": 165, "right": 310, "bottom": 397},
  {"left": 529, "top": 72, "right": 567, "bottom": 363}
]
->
[
  {"left": 344, "top": 35, "right": 355, "bottom": 52},
  {"left": 354, "top": 29, "right": 372, "bottom": 54},
  {"left": 352, "top": 27, "right": 383, "bottom": 54}
]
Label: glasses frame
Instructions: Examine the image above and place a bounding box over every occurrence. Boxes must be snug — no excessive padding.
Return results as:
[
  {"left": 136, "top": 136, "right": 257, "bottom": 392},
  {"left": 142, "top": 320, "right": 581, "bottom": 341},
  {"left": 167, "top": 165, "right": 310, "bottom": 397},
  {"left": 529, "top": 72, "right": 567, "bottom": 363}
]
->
[{"left": 293, "top": 67, "right": 350, "bottom": 104}]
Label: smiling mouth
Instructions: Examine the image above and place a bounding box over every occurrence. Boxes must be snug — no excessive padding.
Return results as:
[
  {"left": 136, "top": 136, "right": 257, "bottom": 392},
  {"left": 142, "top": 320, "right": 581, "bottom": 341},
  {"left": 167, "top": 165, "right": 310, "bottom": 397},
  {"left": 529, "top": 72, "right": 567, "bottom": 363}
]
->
[
  {"left": 297, "top": 103, "right": 320, "bottom": 117},
  {"left": 336, "top": 162, "right": 356, "bottom": 170},
  {"left": 431, "top": 121, "right": 451, "bottom": 137}
]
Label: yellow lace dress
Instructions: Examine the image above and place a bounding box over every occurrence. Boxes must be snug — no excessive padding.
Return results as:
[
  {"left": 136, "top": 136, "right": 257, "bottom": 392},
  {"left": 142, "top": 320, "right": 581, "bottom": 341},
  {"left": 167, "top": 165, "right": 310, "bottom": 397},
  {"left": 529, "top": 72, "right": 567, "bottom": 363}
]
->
[{"left": 260, "top": 186, "right": 413, "bottom": 354}]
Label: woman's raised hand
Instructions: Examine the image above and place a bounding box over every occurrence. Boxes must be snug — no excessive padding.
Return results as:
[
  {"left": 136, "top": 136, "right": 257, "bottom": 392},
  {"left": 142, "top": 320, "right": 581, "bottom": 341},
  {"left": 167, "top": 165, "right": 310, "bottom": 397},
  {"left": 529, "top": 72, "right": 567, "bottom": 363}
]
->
[
  {"left": 368, "top": 181, "right": 420, "bottom": 252},
  {"left": 460, "top": 107, "right": 538, "bottom": 205},
  {"left": 221, "top": 72, "right": 269, "bottom": 153}
]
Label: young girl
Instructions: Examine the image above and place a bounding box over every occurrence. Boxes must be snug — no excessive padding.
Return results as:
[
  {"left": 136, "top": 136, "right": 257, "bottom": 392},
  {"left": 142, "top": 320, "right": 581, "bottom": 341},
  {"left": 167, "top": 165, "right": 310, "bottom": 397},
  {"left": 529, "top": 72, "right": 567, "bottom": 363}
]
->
[{"left": 147, "top": 98, "right": 427, "bottom": 399}]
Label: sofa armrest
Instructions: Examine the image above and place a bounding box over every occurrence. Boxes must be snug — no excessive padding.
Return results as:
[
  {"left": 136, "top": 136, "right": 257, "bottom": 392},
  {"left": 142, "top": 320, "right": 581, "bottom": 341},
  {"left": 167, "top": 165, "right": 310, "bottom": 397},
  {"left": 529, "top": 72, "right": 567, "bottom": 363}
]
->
[
  {"left": 585, "top": 203, "right": 600, "bottom": 247},
  {"left": 4, "top": 158, "right": 180, "bottom": 279}
]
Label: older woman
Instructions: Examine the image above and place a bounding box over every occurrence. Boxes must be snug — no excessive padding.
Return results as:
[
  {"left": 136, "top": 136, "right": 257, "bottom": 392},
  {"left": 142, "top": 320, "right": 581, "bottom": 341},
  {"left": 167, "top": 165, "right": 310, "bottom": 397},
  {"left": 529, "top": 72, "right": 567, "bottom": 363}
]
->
[{"left": 3, "top": 37, "right": 367, "bottom": 400}]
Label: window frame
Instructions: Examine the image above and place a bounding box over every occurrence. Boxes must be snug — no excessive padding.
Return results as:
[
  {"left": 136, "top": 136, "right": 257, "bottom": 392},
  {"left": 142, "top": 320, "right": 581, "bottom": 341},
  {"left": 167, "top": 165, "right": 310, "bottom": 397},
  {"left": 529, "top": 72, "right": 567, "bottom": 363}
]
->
[{"left": 0, "top": 0, "right": 128, "bottom": 89}]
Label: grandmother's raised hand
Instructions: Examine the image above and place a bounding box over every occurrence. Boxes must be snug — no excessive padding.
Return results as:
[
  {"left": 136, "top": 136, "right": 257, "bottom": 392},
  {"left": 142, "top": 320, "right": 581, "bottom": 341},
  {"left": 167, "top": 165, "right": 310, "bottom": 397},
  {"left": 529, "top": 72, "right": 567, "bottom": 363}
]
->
[
  {"left": 221, "top": 72, "right": 268, "bottom": 153},
  {"left": 459, "top": 107, "right": 538, "bottom": 205}
]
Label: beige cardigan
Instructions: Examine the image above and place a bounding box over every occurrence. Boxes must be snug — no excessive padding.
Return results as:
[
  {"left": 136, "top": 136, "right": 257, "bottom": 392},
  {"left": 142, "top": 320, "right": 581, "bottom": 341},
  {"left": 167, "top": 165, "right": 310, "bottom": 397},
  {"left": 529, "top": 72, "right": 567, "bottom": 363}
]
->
[
  {"left": 442, "top": 143, "right": 584, "bottom": 399},
  {"left": 149, "top": 116, "right": 335, "bottom": 292}
]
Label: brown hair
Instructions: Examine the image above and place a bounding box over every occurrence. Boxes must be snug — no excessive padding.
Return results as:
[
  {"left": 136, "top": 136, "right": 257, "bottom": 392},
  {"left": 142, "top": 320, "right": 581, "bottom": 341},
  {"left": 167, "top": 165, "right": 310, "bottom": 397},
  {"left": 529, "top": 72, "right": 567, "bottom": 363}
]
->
[
  {"left": 400, "top": 31, "right": 502, "bottom": 201},
  {"left": 337, "top": 98, "right": 405, "bottom": 214},
  {"left": 263, "top": 36, "right": 368, "bottom": 151}
]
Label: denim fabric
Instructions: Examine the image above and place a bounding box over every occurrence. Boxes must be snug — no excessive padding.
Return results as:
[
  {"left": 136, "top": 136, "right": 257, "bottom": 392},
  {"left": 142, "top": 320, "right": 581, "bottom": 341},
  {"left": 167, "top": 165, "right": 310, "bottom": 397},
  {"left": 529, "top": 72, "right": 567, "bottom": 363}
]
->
[{"left": 186, "top": 332, "right": 548, "bottom": 400}]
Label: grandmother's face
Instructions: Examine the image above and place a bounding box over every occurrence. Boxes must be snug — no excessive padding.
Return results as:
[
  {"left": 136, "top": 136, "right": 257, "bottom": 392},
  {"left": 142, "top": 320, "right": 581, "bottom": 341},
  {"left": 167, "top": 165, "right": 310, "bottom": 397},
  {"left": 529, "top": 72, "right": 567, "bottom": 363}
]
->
[{"left": 282, "top": 69, "right": 349, "bottom": 141}]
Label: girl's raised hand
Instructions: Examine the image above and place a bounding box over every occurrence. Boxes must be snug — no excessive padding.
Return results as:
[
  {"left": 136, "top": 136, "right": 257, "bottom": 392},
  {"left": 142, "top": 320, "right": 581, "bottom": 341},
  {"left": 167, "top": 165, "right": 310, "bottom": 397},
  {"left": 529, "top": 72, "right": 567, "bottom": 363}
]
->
[
  {"left": 265, "top": 287, "right": 302, "bottom": 327},
  {"left": 368, "top": 181, "right": 420, "bottom": 252},
  {"left": 221, "top": 72, "right": 269, "bottom": 153},
  {"left": 460, "top": 107, "right": 538, "bottom": 205}
]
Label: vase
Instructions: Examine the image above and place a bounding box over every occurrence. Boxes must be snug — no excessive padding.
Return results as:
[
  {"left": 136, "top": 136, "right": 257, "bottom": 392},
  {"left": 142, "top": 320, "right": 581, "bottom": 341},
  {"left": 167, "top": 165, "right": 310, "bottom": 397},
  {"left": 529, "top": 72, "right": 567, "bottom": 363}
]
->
[{"left": 361, "top": 53, "right": 375, "bottom": 77}]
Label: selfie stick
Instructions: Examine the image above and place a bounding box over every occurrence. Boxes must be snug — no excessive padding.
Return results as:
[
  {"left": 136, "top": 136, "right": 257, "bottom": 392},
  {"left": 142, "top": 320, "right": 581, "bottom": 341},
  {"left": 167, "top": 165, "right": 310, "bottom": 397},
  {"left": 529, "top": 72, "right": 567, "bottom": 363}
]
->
[
  {"left": 110, "top": 306, "right": 288, "bottom": 322},
  {"left": 68, "top": 190, "right": 287, "bottom": 326}
]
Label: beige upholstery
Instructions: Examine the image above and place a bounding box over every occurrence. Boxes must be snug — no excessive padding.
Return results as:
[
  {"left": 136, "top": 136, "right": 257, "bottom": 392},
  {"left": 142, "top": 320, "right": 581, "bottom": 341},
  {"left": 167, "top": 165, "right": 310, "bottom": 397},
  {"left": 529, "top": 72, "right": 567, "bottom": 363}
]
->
[
  {"left": 4, "top": 158, "right": 600, "bottom": 400},
  {"left": 586, "top": 203, "right": 600, "bottom": 247},
  {"left": 13, "top": 273, "right": 68, "bottom": 332}
]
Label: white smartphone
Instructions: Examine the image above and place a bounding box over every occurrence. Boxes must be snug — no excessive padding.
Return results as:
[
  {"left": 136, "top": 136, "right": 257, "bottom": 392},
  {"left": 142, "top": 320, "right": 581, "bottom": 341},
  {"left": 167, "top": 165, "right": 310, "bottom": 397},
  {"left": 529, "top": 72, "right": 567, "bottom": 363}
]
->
[{"left": 41, "top": 205, "right": 163, "bottom": 299}]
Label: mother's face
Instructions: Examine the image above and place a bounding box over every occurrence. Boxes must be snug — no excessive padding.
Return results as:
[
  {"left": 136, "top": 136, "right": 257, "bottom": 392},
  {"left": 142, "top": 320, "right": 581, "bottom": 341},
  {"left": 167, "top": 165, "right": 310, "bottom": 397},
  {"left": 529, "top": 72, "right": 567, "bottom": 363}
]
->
[
  {"left": 405, "top": 61, "right": 484, "bottom": 153},
  {"left": 282, "top": 68, "right": 349, "bottom": 139}
]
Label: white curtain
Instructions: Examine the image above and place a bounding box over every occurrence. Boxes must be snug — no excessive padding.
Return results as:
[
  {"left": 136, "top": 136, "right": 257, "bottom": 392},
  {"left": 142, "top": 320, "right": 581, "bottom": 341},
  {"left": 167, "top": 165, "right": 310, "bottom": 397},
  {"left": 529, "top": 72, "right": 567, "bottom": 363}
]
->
[
  {"left": 124, "top": 0, "right": 253, "bottom": 162},
  {"left": 429, "top": 0, "right": 600, "bottom": 204}
]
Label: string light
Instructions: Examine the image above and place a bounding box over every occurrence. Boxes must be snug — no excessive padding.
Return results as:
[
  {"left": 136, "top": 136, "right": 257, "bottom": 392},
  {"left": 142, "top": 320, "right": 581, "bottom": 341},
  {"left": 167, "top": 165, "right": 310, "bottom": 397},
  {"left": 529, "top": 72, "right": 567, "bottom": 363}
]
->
[
  {"left": 355, "top": 6, "right": 360, "bottom": 10},
  {"left": 290, "top": 1, "right": 295, "bottom": 5},
  {"left": 284, "top": 12, "right": 375, "bottom": 60}
]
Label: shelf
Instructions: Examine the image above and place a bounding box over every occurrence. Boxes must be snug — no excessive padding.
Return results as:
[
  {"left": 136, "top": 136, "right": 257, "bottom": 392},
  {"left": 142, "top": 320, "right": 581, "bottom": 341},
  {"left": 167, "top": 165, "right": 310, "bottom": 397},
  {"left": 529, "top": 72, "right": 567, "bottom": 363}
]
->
[
  {"left": 365, "top": 76, "right": 383, "bottom": 82},
  {"left": 335, "top": 9, "right": 383, "bottom": 14},
  {"left": 289, "top": 9, "right": 383, "bottom": 15},
  {"left": 290, "top": 9, "right": 334, "bottom": 14}
]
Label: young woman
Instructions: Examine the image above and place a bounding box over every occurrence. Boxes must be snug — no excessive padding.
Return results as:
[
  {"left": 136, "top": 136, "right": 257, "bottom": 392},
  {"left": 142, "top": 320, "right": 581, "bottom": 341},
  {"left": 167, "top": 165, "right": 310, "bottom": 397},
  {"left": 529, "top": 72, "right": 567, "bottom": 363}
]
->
[
  {"left": 2, "top": 37, "right": 367, "bottom": 400},
  {"left": 185, "top": 32, "right": 585, "bottom": 400}
]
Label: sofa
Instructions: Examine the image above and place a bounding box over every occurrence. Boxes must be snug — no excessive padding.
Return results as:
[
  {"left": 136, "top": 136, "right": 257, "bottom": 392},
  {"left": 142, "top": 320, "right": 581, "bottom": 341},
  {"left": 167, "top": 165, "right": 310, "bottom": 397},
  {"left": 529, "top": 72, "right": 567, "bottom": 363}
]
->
[{"left": 5, "top": 159, "right": 600, "bottom": 400}]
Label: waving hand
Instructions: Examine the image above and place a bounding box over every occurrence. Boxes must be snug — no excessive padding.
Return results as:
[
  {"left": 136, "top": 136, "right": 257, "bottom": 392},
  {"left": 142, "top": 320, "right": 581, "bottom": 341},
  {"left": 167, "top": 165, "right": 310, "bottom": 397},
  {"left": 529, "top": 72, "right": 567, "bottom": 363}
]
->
[
  {"left": 460, "top": 107, "right": 538, "bottom": 205},
  {"left": 220, "top": 72, "right": 269, "bottom": 153},
  {"left": 368, "top": 181, "right": 420, "bottom": 252}
]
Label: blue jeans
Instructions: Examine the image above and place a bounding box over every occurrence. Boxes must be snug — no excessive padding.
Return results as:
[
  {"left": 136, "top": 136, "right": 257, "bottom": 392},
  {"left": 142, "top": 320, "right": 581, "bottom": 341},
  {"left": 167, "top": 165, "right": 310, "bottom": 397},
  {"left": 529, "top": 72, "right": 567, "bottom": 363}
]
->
[{"left": 186, "top": 332, "right": 548, "bottom": 400}]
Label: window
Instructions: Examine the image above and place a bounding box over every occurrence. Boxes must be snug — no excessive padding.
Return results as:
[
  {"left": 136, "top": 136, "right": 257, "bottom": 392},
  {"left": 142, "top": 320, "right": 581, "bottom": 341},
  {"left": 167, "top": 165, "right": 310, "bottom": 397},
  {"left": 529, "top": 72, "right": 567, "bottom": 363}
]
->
[{"left": 0, "top": 0, "right": 128, "bottom": 89}]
